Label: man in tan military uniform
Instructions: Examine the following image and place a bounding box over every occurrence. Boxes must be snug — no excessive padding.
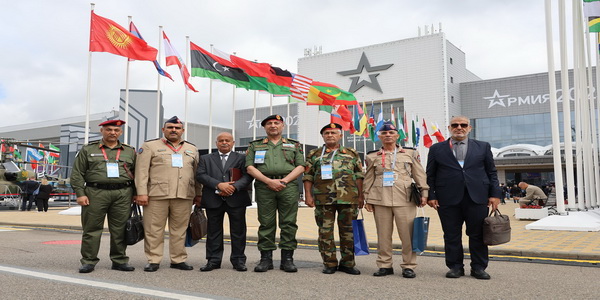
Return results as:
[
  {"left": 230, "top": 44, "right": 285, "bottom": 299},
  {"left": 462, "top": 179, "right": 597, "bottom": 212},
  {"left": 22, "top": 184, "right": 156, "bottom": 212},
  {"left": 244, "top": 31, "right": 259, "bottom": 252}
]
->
[
  {"left": 304, "top": 123, "right": 364, "bottom": 275},
  {"left": 364, "top": 121, "right": 429, "bottom": 278},
  {"left": 70, "top": 119, "right": 136, "bottom": 273},
  {"left": 135, "top": 116, "right": 201, "bottom": 272},
  {"left": 515, "top": 182, "right": 548, "bottom": 208}
]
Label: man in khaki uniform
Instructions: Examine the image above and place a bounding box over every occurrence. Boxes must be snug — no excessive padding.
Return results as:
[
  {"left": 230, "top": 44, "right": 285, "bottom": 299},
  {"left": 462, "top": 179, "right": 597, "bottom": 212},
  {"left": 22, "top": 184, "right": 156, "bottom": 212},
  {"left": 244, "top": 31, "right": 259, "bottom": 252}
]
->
[
  {"left": 515, "top": 182, "right": 548, "bottom": 208},
  {"left": 135, "top": 116, "right": 201, "bottom": 272},
  {"left": 364, "top": 121, "right": 429, "bottom": 278},
  {"left": 70, "top": 119, "right": 136, "bottom": 273}
]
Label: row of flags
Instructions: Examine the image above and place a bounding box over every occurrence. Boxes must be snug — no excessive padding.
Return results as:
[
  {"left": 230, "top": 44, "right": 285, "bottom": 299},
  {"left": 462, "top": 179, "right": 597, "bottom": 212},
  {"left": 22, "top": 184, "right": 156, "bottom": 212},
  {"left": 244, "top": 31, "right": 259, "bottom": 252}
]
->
[
  {"left": 0, "top": 142, "right": 61, "bottom": 173},
  {"left": 87, "top": 9, "right": 447, "bottom": 149}
]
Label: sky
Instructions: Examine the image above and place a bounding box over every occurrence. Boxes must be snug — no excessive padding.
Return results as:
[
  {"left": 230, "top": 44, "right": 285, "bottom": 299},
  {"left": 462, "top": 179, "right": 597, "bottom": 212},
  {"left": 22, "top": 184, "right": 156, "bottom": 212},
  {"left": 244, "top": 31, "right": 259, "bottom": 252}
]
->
[{"left": 0, "top": 0, "right": 578, "bottom": 129}]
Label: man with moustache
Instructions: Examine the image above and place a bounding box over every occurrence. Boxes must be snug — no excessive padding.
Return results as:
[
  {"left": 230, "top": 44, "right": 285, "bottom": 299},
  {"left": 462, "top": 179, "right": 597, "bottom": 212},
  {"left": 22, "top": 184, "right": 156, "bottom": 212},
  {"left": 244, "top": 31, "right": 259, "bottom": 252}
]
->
[
  {"left": 246, "top": 115, "right": 305, "bottom": 273},
  {"left": 135, "top": 116, "right": 201, "bottom": 272}
]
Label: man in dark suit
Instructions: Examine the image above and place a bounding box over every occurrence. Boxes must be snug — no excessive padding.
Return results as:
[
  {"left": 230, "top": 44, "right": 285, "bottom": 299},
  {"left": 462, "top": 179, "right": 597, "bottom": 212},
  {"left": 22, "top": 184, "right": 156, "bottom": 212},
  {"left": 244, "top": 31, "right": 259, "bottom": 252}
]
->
[
  {"left": 426, "top": 116, "right": 500, "bottom": 280},
  {"left": 196, "top": 132, "right": 252, "bottom": 272}
]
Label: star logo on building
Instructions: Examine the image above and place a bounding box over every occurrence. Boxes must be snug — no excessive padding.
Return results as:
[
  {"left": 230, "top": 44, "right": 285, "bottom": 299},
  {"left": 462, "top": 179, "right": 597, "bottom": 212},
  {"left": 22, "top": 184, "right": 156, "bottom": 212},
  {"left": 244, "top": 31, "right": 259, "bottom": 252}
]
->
[
  {"left": 246, "top": 116, "right": 261, "bottom": 129},
  {"left": 337, "top": 52, "right": 393, "bottom": 93},
  {"left": 483, "top": 90, "right": 510, "bottom": 108}
]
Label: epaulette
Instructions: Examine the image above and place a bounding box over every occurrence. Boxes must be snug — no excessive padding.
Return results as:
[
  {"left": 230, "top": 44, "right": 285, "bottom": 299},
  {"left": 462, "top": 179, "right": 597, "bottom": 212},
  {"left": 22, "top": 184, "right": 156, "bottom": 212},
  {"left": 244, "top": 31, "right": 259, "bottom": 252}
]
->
[
  {"left": 87, "top": 141, "right": 100, "bottom": 145},
  {"left": 366, "top": 150, "right": 379, "bottom": 155},
  {"left": 144, "top": 138, "right": 160, "bottom": 142},
  {"left": 402, "top": 146, "right": 416, "bottom": 150},
  {"left": 249, "top": 138, "right": 265, "bottom": 144},
  {"left": 307, "top": 148, "right": 321, "bottom": 157},
  {"left": 344, "top": 147, "right": 359, "bottom": 156},
  {"left": 122, "top": 143, "right": 135, "bottom": 150},
  {"left": 184, "top": 141, "right": 196, "bottom": 147},
  {"left": 286, "top": 138, "right": 301, "bottom": 144}
]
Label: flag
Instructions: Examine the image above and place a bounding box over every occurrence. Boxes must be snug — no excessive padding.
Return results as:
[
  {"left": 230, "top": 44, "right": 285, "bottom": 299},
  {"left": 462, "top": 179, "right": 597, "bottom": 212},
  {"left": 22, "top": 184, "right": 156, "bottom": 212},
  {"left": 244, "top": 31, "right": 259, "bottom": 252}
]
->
[
  {"left": 357, "top": 102, "right": 368, "bottom": 137},
  {"left": 330, "top": 105, "right": 353, "bottom": 131},
  {"left": 584, "top": 1, "right": 600, "bottom": 32},
  {"left": 48, "top": 143, "right": 60, "bottom": 164},
  {"left": 307, "top": 82, "right": 357, "bottom": 105},
  {"left": 397, "top": 108, "right": 407, "bottom": 142},
  {"left": 367, "top": 103, "right": 379, "bottom": 142},
  {"left": 352, "top": 104, "right": 365, "bottom": 136},
  {"left": 26, "top": 147, "right": 43, "bottom": 161},
  {"left": 89, "top": 11, "right": 157, "bottom": 61},
  {"left": 422, "top": 119, "right": 433, "bottom": 148},
  {"left": 190, "top": 42, "right": 251, "bottom": 89},
  {"left": 431, "top": 122, "right": 446, "bottom": 142},
  {"left": 163, "top": 32, "right": 198, "bottom": 92},
  {"left": 411, "top": 117, "right": 417, "bottom": 147},
  {"left": 13, "top": 148, "right": 22, "bottom": 161},
  {"left": 128, "top": 22, "right": 173, "bottom": 81},
  {"left": 390, "top": 104, "right": 396, "bottom": 127},
  {"left": 374, "top": 107, "right": 384, "bottom": 133},
  {"left": 213, "top": 48, "right": 293, "bottom": 94},
  {"left": 290, "top": 73, "right": 313, "bottom": 102},
  {"left": 403, "top": 110, "right": 409, "bottom": 142}
]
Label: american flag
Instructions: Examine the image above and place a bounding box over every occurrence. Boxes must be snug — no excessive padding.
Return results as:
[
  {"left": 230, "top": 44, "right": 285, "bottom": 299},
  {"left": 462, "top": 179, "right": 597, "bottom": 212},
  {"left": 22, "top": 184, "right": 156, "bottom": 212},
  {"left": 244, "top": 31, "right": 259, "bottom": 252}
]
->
[{"left": 290, "top": 73, "right": 313, "bottom": 101}]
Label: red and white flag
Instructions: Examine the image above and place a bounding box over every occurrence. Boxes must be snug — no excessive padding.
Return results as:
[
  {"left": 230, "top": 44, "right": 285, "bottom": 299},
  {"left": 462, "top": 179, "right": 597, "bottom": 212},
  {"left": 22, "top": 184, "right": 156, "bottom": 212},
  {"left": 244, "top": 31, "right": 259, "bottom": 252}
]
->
[
  {"left": 290, "top": 73, "right": 313, "bottom": 101},
  {"left": 163, "top": 32, "right": 197, "bottom": 92},
  {"left": 431, "top": 122, "right": 446, "bottom": 142},
  {"left": 422, "top": 119, "right": 433, "bottom": 148}
]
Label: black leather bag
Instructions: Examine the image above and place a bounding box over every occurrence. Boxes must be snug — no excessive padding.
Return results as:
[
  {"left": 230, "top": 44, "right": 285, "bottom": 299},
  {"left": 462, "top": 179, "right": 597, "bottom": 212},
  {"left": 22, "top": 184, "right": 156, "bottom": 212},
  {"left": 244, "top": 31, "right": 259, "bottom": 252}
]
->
[
  {"left": 189, "top": 205, "right": 208, "bottom": 240},
  {"left": 125, "top": 203, "right": 144, "bottom": 245},
  {"left": 483, "top": 209, "right": 511, "bottom": 246},
  {"left": 410, "top": 182, "right": 422, "bottom": 206}
]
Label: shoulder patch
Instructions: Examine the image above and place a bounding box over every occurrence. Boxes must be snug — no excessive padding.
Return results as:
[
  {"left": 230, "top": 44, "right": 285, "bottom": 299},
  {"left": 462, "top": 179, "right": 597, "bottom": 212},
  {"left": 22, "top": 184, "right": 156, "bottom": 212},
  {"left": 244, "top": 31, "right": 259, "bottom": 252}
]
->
[
  {"left": 366, "top": 150, "right": 379, "bottom": 155},
  {"left": 345, "top": 147, "right": 359, "bottom": 156},
  {"left": 402, "top": 146, "right": 416, "bottom": 150}
]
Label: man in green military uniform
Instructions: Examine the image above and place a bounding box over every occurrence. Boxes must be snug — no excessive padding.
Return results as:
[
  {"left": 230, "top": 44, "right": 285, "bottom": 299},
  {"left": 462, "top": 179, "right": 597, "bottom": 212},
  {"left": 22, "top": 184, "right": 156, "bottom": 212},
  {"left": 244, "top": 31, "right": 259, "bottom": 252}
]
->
[
  {"left": 246, "top": 114, "right": 305, "bottom": 273},
  {"left": 304, "top": 123, "right": 364, "bottom": 275},
  {"left": 70, "top": 119, "right": 136, "bottom": 273}
]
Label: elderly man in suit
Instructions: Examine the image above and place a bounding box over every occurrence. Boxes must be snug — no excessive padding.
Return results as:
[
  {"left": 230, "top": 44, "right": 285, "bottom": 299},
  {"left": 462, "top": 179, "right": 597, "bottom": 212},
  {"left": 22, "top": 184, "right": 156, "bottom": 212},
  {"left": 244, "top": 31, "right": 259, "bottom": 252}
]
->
[
  {"left": 426, "top": 116, "right": 501, "bottom": 280},
  {"left": 196, "top": 132, "right": 253, "bottom": 272}
]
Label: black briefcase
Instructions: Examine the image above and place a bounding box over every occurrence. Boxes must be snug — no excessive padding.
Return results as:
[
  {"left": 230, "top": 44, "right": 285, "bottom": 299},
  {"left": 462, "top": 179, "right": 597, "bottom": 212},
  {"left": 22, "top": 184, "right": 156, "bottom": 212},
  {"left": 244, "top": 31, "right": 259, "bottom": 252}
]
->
[{"left": 125, "top": 203, "right": 144, "bottom": 245}]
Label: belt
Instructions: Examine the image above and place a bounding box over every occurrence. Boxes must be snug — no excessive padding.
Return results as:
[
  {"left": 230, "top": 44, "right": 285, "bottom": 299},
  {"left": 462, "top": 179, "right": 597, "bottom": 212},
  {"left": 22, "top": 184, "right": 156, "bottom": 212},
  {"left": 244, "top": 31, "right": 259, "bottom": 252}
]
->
[
  {"left": 86, "top": 181, "right": 133, "bottom": 190},
  {"left": 266, "top": 175, "right": 285, "bottom": 179}
]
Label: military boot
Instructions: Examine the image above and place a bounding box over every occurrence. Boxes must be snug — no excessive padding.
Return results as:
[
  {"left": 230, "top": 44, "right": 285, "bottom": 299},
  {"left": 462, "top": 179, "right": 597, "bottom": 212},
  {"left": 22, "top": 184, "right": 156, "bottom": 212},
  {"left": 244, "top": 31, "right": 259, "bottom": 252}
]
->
[
  {"left": 254, "top": 251, "right": 274, "bottom": 272},
  {"left": 280, "top": 249, "right": 298, "bottom": 273}
]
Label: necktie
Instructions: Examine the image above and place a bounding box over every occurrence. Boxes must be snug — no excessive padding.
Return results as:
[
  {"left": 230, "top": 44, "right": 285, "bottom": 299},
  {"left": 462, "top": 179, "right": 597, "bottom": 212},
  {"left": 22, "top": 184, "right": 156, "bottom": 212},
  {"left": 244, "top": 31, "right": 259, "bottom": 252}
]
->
[
  {"left": 454, "top": 141, "right": 465, "bottom": 161},
  {"left": 221, "top": 154, "right": 227, "bottom": 168}
]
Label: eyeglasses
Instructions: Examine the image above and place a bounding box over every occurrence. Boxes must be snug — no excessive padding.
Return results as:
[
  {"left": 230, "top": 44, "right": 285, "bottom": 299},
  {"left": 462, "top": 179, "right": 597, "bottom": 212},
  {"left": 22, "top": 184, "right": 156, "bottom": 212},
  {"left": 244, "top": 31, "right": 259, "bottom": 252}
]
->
[{"left": 450, "top": 123, "right": 469, "bottom": 128}]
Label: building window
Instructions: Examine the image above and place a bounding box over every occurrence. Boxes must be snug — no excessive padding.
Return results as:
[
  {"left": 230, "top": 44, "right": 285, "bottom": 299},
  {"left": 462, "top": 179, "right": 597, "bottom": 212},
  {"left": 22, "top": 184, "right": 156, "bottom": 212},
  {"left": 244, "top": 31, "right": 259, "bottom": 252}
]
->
[
  {"left": 450, "top": 57, "right": 453, "bottom": 64},
  {"left": 451, "top": 96, "right": 454, "bottom": 103},
  {"left": 450, "top": 77, "right": 454, "bottom": 83}
]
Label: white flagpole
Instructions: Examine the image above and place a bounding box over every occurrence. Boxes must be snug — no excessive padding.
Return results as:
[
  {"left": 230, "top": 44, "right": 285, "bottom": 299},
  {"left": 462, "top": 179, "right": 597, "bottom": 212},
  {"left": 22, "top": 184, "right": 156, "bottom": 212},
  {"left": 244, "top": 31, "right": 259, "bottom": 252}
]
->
[
  {"left": 286, "top": 97, "right": 290, "bottom": 137},
  {"left": 184, "top": 36, "right": 190, "bottom": 141},
  {"left": 232, "top": 52, "right": 237, "bottom": 141},
  {"left": 595, "top": 33, "right": 600, "bottom": 208},
  {"left": 84, "top": 3, "right": 95, "bottom": 145},
  {"left": 544, "top": 0, "right": 566, "bottom": 215},
  {"left": 573, "top": 0, "right": 585, "bottom": 210},
  {"left": 155, "top": 26, "right": 164, "bottom": 139},
  {"left": 253, "top": 91, "right": 257, "bottom": 140},
  {"left": 123, "top": 16, "right": 132, "bottom": 144},
  {"left": 208, "top": 44, "right": 214, "bottom": 153},
  {"left": 559, "top": 0, "right": 576, "bottom": 209},
  {"left": 353, "top": 105, "right": 357, "bottom": 150},
  {"left": 270, "top": 94, "right": 273, "bottom": 114},
  {"left": 584, "top": 26, "right": 598, "bottom": 208}
]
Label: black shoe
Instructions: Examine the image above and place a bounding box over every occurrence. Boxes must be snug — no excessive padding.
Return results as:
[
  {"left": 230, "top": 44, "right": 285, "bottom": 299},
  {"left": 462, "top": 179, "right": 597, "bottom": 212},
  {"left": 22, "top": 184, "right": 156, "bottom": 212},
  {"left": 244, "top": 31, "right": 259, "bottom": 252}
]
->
[
  {"left": 111, "top": 263, "right": 135, "bottom": 271},
  {"left": 373, "top": 268, "right": 394, "bottom": 277},
  {"left": 200, "top": 262, "right": 221, "bottom": 272},
  {"left": 279, "top": 250, "right": 297, "bottom": 273},
  {"left": 144, "top": 263, "right": 160, "bottom": 272},
  {"left": 322, "top": 266, "right": 337, "bottom": 274},
  {"left": 402, "top": 268, "right": 416, "bottom": 278},
  {"left": 446, "top": 268, "right": 465, "bottom": 278},
  {"left": 233, "top": 263, "right": 247, "bottom": 272},
  {"left": 470, "top": 269, "right": 491, "bottom": 280},
  {"left": 78, "top": 264, "right": 95, "bottom": 273},
  {"left": 254, "top": 251, "right": 274, "bottom": 272},
  {"left": 170, "top": 262, "right": 194, "bottom": 271},
  {"left": 338, "top": 265, "right": 361, "bottom": 275}
]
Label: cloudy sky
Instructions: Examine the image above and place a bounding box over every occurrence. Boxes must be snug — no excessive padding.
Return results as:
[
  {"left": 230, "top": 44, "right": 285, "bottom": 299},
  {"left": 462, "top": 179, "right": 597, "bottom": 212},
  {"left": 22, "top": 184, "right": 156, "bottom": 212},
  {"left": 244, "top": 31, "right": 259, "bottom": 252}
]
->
[{"left": 0, "top": 0, "right": 579, "bottom": 129}]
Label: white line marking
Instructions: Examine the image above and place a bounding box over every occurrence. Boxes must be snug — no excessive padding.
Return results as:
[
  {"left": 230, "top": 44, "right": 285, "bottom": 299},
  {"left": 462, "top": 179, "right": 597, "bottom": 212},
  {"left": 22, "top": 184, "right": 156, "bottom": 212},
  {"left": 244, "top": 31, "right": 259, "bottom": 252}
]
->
[{"left": 0, "top": 265, "right": 214, "bottom": 299}]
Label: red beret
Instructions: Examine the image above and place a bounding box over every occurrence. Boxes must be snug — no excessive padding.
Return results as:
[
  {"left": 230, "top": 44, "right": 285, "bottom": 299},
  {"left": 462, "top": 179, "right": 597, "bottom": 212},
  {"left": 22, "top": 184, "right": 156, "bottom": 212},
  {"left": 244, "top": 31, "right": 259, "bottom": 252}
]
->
[{"left": 98, "top": 119, "right": 125, "bottom": 127}]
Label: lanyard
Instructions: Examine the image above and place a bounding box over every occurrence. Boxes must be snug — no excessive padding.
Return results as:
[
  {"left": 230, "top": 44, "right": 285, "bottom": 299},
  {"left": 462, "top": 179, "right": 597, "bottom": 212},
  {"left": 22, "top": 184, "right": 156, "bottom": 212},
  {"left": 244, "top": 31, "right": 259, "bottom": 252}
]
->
[
  {"left": 381, "top": 146, "right": 398, "bottom": 170},
  {"left": 319, "top": 145, "right": 338, "bottom": 165},
  {"left": 100, "top": 147, "right": 121, "bottom": 162},
  {"left": 162, "top": 139, "right": 184, "bottom": 153}
]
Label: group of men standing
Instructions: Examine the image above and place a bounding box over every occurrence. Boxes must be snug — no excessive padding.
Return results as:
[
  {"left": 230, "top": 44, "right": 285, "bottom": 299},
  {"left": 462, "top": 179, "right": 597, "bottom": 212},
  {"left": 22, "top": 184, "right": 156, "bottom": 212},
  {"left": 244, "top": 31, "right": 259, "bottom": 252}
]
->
[{"left": 71, "top": 114, "right": 501, "bottom": 280}]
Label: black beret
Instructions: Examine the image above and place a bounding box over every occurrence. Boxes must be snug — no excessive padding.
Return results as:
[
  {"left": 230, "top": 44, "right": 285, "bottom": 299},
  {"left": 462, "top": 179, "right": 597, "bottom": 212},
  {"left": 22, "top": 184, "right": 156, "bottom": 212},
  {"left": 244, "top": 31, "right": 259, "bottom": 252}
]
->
[
  {"left": 261, "top": 114, "right": 284, "bottom": 127},
  {"left": 165, "top": 116, "right": 183, "bottom": 126},
  {"left": 320, "top": 123, "right": 343, "bottom": 134},
  {"left": 378, "top": 121, "right": 398, "bottom": 132},
  {"left": 98, "top": 119, "right": 125, "bottom": 127}
]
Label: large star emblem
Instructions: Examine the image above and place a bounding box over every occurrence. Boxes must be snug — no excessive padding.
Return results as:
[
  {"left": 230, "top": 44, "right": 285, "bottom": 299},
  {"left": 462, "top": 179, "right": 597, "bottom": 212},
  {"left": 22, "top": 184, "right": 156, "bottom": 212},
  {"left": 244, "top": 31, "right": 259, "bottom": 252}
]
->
[
  {"left": 483, "top": 90, "right": 510, "bottom": 108},
  {"left": 337, "top": 52, "right": 393, "bottom": 93},
  {"left": 246, "top": 116, "right": 261, "bottom": 129}
]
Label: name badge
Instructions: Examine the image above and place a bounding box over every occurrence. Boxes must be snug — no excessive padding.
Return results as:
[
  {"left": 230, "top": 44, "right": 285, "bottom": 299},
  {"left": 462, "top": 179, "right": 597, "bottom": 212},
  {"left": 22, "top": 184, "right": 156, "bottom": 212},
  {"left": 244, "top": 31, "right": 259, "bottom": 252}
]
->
[
  {"left": 172, "top": 153, "right": 183, "bottom": 168},
  {"left": 321, "top": 164, "right": 333, "bottom": 179},
  {"left": 383, "top": 171, "right": 395, "bottom": 187},
  {"left": 255, "top": 150, "right": 266, "bottom": 164},
  {"left": 458, "top": 160, "right": 464, "bottom": 168},
  {"left": 106, "top": 162, "right": 119, "bottom": 178}
]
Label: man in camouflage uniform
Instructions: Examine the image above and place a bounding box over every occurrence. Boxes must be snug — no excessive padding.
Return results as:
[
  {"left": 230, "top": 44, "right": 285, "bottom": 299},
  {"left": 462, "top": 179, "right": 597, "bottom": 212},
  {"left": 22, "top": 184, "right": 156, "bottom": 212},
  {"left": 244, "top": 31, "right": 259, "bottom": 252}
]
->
[
  {"left": 304, "top": 123, "right": 364, "bottom": 275},
  {"left": 70, "top": 119, "right": 136, "bottom": 273},
  {"left": 246, "top": 114, "right": 305, "bottom": 273}
]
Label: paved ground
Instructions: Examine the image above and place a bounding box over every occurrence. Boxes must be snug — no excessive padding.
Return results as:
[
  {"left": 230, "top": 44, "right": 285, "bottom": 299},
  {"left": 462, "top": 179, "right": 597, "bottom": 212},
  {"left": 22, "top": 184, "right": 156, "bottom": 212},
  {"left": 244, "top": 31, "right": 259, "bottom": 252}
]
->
[{"left": 1, "top": 201, "right": 600, "bottom": 262}]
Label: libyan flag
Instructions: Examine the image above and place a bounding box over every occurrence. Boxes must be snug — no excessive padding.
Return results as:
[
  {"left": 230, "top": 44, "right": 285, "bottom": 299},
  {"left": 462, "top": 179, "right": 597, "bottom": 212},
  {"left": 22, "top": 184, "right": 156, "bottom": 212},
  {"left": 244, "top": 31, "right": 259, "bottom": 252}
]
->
[{"left": 190, "top": 42, "right": 251, "bottom": 89}]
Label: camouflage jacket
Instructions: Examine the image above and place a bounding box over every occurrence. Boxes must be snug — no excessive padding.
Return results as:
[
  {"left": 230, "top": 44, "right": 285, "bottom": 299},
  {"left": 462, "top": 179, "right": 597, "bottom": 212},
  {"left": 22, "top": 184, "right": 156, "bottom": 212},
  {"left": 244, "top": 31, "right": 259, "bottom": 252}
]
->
[{"left": 303, "top": 146, "right": 363, "bottom": 205}]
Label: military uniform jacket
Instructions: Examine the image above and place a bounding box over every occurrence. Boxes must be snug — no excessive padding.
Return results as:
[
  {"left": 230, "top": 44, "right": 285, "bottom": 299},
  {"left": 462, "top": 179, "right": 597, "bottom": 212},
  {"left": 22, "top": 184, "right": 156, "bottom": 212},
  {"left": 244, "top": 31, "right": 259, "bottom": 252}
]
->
[
  {"left": 135, "top": 138, "right": 201, "bottom": 200},
  {"left": 303, "top": 146, "right": 363, "bottom": 205},
  {"left": 523, "top": 185, "right": 548, "bottom": 200},
  {"left": 70, "top": 140, "right": 136, "bottom": 198},
  {"left": 245, "top": 137, "right": 304, "bottom": 177},
  {"left": 363, "top": 147, "right": 429, "bottom": 207}
]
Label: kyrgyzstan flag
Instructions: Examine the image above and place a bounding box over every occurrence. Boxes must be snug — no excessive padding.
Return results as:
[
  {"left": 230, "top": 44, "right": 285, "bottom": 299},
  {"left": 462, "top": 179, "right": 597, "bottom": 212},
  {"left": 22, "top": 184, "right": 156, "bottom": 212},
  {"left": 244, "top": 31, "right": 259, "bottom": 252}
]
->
[{"left": 89, "top": 11, "right": 157, "bottom": 61}]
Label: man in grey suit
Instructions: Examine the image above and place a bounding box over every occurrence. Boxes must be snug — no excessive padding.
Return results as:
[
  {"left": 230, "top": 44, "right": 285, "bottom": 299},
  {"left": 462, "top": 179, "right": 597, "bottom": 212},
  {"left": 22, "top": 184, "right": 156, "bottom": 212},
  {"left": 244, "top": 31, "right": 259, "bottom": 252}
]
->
[{"left": 196, "top": 132, "right": 253, "bottom": 272}]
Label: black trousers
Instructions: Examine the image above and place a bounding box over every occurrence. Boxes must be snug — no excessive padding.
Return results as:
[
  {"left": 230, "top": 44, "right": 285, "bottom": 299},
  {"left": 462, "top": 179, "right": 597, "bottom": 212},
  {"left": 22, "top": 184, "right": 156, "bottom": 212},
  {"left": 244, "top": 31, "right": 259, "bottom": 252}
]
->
[
  {"left": 20, "top": 193, "right": 35, "bottom": 211},
  {"left": 205, "top": 202, "right": 247, "bottom": 265},
  {"left": 437, "top": 189, "right": 489, "bottom": 271},
  {"left": 36, "top": 197, "right": 49, "bottom": 212}
]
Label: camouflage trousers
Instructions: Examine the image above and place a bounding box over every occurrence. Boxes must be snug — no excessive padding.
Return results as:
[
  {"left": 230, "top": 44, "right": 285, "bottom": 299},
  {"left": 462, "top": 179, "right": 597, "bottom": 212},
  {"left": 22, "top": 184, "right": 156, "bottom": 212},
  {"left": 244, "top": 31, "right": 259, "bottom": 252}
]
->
[{"left": 314, "top": 204, "right": 358, "bottom": 267}]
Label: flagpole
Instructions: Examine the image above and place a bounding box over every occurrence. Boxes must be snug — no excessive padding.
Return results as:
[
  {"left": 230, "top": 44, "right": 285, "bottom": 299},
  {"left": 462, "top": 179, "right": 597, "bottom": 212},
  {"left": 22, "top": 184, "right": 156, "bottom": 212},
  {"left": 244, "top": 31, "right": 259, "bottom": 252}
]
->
[
  {"left": 123, "top": 16, "right": 133, "bottom": 144},
  {"left": 156, "top": 26, "right": 164, "bottom": 139},
  {"left": 84, "top": 3, "right": 95, "bottom": 145},
  {"left": 253, "top": 91, "right": 257, "bottom": 140},
  {"left": 208, "top": 44, "right": 214, "bottom": 153},
  {"left": 573, "top": 1, "right": 586, "bottom": 210},
  {"left": 353, "top": 106, "right": 357, "bottom": 150},
  {"left": 286, "top": 97, "right": 290, "bottom": 138},
  {"left": 232, "top": 52, "right": 237, "bottom": 141},
  {"left": 584, "top": 24, "right": 599, "bottom": 208},
  {"left": 559, "top": 0, "right": 576, "bottom": 209},
  {"left": 184, "top": 36, "right": 190, "bottom": 141},
  {"left": 270, "top": 94, "right": 273, "bottom": 115}
]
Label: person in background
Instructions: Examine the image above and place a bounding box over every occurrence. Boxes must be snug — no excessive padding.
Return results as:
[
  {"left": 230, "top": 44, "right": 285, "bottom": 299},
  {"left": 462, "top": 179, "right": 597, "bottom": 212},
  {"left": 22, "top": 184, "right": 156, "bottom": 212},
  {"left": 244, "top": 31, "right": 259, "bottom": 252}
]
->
[{"left": 35, "top": 178, "right": 53, "bottom": 212}]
